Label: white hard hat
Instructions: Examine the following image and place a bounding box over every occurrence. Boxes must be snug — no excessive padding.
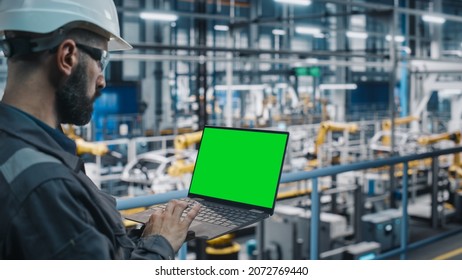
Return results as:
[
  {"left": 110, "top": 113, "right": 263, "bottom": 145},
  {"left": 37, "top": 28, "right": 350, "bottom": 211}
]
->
[{"left": 0, "top": 0, "right": 132, "bottom": 51}]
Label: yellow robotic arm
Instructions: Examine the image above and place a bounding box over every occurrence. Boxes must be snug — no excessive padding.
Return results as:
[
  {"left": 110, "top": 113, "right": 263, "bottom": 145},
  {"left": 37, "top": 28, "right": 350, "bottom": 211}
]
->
[
  {"left": 168, "top": 131, "right": 203, "bottom": 177},
  {"left": 314, "top": 121, "right": 359, "bottom": 156},
  {"left": 382, "top": 115, "right": 419, "bottom": 131},
  {"left": 306, "top": 121, "right": 359, "bottom": 169},
  {"left": 417, "top": 131, "right": 461, "bottom": 177},
  {"left": 381, "top": 115, "right": 419, "bottom": 146},
  {"left": 173, "top": 131, "right": 203, "bottom": 150},
  {"left": 417, "top": 131, "right": 460, "bottom": 147},
  {"left": 74, "top": 138, "right": 109, "bottom": 156},
  {"left": 62, "top": 125, "right": 109, "bottom": 156}
]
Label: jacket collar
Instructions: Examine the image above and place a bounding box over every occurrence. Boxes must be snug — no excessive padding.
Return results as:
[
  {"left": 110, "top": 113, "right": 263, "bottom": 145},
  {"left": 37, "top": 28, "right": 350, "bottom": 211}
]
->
[{"left": 0, "top": 102, "right": 83, "bottom": 172}]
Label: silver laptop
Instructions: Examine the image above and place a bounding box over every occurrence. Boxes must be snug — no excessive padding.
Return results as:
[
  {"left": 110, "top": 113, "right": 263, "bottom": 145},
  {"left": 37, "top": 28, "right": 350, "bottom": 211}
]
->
[{"left": 124, "top": 126, "right": 289, "bottom": 240}]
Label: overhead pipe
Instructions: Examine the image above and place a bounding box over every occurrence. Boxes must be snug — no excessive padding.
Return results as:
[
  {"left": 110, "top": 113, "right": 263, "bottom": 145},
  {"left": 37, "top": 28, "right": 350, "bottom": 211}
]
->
[
  {"left": 110, "top": 53, "right": 392, "bottom": 69},
  {"left": 128, "top": 43, "right": 389, "bottom": 59}
]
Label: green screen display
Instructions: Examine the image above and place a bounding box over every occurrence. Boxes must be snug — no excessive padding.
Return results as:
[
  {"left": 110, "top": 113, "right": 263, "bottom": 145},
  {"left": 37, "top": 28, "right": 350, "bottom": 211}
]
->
[{"left": 189, "top": 127, "right": 288, "bottom": 209}]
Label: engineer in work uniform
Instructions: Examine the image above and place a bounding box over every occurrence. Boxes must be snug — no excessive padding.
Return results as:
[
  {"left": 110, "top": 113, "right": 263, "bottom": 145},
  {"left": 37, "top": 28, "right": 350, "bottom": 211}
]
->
[{"left": 0, "top": 0, "right": 200, "bottom": 259}]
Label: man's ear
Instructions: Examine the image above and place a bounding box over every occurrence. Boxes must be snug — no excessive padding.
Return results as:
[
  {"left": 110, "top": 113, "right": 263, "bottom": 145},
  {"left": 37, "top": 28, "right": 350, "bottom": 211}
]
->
[{"left": 55, "top": 39, "right": 78, "bottom": 76}]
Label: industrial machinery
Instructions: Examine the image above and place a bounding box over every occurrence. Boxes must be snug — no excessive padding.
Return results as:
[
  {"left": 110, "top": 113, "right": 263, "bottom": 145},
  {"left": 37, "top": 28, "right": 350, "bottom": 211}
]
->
[
  {"left": 167, "top": 130, "right": 202, "bottom": 176},
  {"left": 120, "top": 148, "right": 197, "bottom": 194},
  {"left": 418, "top": 131, "right": 461, "bottom": 177},
  {"left": 416, "top": 131, "right": 462, "bottom": 221},
  {"left": 369, "top": 115, "right": 420, "bottom": 154},
  {"left": 305, "top": 121, "right": 359, "bottom": 169},
  {"left": 63, "top": 125, "right": 123, "bottom": 189},
  {"left": 120, "top": 131, "right": 201, "bottom": 194},
  {"left": 205, "top": 234, "right": 241, "bottom": 260},
  {"left": 381, "top": 115, "right": 419, "bottom": 146},
  {"left": 361, "top": 208, "right": 407, "bottom": 252},
  {"left": 62, "top": 125, "right": 109, "bottom": 156},
  {"left": 262, "top": 204, "right": 349, "bottom": 259}
]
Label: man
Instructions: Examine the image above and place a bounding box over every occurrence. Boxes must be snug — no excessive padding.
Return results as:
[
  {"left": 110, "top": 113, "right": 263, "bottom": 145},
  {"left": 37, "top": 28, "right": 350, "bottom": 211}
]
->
[{"left": 0, "top": 0, "right": 200, "bottom": 259}]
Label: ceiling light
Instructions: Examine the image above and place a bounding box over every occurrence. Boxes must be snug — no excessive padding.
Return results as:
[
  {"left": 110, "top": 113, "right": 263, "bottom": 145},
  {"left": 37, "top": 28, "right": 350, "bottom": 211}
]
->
[
  {"left": 295, "top": 26, "right": 322, "bottom": 36},
  {"left": 305, "top": 58, "right": 318, "bottom": 64},
  {"left": 422, "top": 15, "right": 446, "bottom": 24},
  {"left": 319, "top": 83, "right": 357, "bottom": 91},
  {"left": 274, "top": 0, "right": 312, "bottom": 6},
  {"left": 214, "top": 84, "right": 267, "bottom": 91},
  {"left": 140, "top": 12, "right": 178, "bottom": 22},
  {"left": 346, "top": 31, "right": 368, "bottom": 39},
  {"left": 214, "top": 25, "right": 229, "bottom": 31},
  {"left": 386, "top": 35, "right": 405, "bottom": 43},
  {"left": 272, "top": 29, "right": 286, "bottom": 36}
]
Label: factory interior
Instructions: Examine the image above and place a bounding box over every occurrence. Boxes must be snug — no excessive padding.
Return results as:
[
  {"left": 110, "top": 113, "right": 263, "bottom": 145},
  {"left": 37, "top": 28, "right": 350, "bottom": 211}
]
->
[{"left": 4, "top": 0, "right": 462, "bottom": 260}]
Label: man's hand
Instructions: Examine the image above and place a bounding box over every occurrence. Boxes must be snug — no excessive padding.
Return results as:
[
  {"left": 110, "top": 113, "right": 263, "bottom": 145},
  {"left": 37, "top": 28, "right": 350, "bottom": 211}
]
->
[{"left": 141, "top": 199, "right": 201, "bottom": 252}]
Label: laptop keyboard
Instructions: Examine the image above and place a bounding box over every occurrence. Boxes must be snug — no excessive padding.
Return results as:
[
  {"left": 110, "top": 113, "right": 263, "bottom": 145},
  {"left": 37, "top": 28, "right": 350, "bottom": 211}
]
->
[{"left": 149, "top": 198, "right": 262, "bottom": 228}]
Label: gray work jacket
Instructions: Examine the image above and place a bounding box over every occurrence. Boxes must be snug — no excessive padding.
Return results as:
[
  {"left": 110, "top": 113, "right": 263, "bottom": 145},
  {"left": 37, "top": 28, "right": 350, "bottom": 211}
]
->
[{"left": 0, "top": 102, "right": 175, "bottom": 259}]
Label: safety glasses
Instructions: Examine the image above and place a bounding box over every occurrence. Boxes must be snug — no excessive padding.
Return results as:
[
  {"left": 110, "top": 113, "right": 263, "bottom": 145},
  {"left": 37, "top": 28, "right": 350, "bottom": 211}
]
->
[{"left": 76, "top": 43, "right": 109, "bottom": 72}]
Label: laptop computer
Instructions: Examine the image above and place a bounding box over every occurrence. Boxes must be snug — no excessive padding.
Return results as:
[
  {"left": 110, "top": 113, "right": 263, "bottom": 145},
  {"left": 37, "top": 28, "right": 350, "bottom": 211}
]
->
[{"left": 124, "top": 126, "right": 289, "bottom": 240}]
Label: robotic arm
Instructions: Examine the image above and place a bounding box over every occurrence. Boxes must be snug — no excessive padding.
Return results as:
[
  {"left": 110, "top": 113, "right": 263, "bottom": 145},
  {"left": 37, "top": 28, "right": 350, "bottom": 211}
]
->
[
  {"left": 418, "top": 131, "right": 462, "bottom": 177},
  {"left": 62, "top": 125, "right": 109, "bottom": 156},
  {"left": 314, "top": 121, "right": 359, "bottom": 156},
  {"left": 168, "top": 131, "right": 202, "bottom": 176},
  {"left": 306, "top": 121, "right": 359, "bottom": 168},
  {"left": 381, "top": 116, "right": 419, "bottom": 146}
]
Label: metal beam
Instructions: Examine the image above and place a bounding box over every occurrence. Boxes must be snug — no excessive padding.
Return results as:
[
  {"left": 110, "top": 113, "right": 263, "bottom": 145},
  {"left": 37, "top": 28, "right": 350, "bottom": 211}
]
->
[
  {"left": 129, "top": 42, "right": 388, "bottom": 59},
  {"left": 414, "top": 79, "right": 462, "bottom": 118},
  {"left": 410, "top": 59, "right": 462, "bottom": 73},
  {"left": 111, "top": 53, "right": 391, "bottom": 69},
  {"left": 313, "top": 0, "right": 462, "bottom": 23}
]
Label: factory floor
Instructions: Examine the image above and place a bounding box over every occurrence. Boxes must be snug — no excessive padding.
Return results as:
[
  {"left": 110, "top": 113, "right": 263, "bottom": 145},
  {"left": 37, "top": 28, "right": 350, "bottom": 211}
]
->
[
  {"left": 187, "top": 225, "right": 462, "bottom": 260},
  {"left": 384, "top": 219, "right": 462, "bottom": 260},
  {"left": 405, "top": 232, "right": 462, "bottom": 260},
  {"left": 232, "top": 219, "right": 462, "bottom": 260}
]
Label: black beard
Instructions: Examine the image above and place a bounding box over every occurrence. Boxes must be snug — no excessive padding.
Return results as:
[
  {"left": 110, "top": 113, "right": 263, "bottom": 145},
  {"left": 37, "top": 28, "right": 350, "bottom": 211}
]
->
[{"left": 56, "top": 59, "right": 96, "bottom": 126}]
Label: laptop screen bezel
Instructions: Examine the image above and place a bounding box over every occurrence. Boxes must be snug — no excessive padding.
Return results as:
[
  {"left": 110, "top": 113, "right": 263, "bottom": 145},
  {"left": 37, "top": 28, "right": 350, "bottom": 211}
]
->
[{"left": 187, "top": 125, "right": 289, "bottom": 215}]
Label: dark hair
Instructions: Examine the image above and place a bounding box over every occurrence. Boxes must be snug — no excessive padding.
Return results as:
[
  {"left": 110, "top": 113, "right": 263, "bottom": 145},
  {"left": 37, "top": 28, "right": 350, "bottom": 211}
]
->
[{"left": 66, "top": 28, "right": 106, "bottom": 47}]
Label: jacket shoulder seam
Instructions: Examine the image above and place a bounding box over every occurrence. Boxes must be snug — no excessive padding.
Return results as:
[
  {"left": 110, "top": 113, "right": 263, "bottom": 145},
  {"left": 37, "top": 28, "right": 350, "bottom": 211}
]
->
[{"left": 0, "top": 147, "right": 62, "bottom": 184}]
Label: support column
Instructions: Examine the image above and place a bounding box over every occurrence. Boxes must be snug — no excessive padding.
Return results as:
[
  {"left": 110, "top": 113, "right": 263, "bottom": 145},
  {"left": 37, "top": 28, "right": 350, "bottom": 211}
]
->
[
  {"left": 388, "top": 4, "right": 398, "bottom": 208},
  {"left": 399, "top": 0, "right": 409, "bottom": 117},
  {"left": 195, "top": 0, "right": 208, "bottom": 130},
  {"left": 429, "top": 0, "right": 443, "bottom": 60},
  {"left": 333, "top": 2, "right": 348, "bottom": 121},
  {"left": 225, "top": 0, "right": 236, "bottom": 127}
]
